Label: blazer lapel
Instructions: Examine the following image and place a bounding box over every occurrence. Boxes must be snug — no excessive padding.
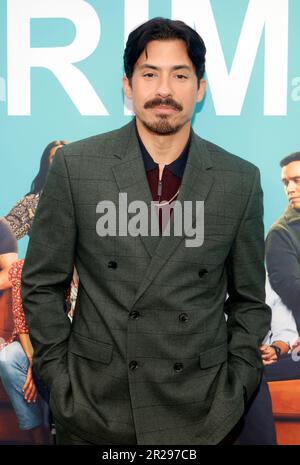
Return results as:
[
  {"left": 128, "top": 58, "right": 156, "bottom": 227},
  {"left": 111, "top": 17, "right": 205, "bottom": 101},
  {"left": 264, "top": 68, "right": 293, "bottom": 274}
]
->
[
  {"left": 112, "top": 121, "right": 161, "bottom": 257},
  {"left": 112, "top": 120, "right": 214, "bottom": 308}
]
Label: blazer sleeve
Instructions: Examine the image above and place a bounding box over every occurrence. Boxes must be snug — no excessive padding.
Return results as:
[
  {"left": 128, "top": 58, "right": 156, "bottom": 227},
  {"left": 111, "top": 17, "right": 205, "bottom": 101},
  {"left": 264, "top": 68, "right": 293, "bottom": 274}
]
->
[
  {"left": 21, "top": 147, "right": 76, "bottom": 391},
  {"left": 224, "top": 167, "right": 271, "bottom": 404}
]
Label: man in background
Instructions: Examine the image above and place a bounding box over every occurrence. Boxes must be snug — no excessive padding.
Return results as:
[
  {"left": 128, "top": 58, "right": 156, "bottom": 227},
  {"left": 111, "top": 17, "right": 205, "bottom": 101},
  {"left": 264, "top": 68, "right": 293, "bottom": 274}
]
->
[{"left": 266, "top": 151, "right": 300, "bottom": 329}]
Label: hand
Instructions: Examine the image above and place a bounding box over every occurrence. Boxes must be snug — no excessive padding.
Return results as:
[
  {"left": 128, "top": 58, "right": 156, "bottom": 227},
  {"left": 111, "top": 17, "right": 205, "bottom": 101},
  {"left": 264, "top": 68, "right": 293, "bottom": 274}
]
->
[
  {"left": 291, "top": 337, "right": 300, "bottom": 351},
  {"left": 291, "top": 338, "right": 300, "bottom": 361},
  {"left": 260, "top": 344, "right": 278, "bottom": 366},
  {"left": 22, "top": 362, "right": 38, "bottom": 403}
]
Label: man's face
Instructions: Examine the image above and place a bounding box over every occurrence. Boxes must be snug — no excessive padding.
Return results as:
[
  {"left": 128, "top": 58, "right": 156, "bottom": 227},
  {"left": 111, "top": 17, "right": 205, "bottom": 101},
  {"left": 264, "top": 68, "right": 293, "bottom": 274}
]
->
[
  {"left": 123, "top": 39, "right": 206, "bottom": 136},
  {"left": 281, "top": 161, "right": 300, "bottom": 210}
]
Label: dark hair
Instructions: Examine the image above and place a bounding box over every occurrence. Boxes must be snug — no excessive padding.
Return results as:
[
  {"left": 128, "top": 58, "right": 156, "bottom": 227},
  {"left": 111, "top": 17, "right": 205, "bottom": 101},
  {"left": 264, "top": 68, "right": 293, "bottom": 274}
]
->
[
  {"left": 123, "top": 17, "right": 206, "bottom": 85},
  {"left": 280, "top": 151, "right": 300, "bottom": 167},
  {"left": 26, "top": 140, "right": 68, "bottom": 195}
]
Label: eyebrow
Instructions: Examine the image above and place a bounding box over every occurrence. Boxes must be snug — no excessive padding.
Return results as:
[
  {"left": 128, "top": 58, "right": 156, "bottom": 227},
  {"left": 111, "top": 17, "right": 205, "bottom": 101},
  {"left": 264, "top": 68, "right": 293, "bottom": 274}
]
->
[
  {"left": 281, "top": 176, "right": 300, "bottom": 182},
  {"left": 138, "top": 64, "right": 193, "bottom": 72}
]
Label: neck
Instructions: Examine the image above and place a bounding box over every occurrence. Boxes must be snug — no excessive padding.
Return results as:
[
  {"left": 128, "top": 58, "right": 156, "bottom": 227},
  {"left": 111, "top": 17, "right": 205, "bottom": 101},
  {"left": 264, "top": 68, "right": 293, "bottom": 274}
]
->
[{"left": 135, "top": 118, "right": 191, "bottom": 165}]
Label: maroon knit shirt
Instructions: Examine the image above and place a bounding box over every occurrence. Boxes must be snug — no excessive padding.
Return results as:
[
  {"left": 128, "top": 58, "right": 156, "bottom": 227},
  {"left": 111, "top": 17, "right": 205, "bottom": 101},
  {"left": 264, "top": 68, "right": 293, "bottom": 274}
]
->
[{"left": 136, "top": 127, "right": 191, "bottom": 234}]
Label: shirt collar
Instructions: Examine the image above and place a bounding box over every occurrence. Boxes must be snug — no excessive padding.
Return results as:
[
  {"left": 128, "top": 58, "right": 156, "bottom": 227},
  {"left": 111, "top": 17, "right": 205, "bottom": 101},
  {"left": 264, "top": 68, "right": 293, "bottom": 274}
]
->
[{"left": 135, "top": 122, "right": 191, "bottom": 179}]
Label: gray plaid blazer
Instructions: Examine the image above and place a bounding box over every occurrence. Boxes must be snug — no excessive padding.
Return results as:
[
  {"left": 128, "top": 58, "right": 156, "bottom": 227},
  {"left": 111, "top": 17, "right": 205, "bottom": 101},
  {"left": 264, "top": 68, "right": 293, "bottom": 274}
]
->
[{"left": 21, "top": 119, "right": 271, "bottom": 445}]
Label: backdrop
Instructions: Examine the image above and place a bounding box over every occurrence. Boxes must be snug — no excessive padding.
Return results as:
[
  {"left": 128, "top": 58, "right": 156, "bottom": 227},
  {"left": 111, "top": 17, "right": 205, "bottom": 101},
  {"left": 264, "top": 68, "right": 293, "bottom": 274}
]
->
[
  {"left": 0, "top": 0, "right": 299, "bottom": 443},
  {"left": 1, "top": 0, "right": 299, "bottom": 257}
]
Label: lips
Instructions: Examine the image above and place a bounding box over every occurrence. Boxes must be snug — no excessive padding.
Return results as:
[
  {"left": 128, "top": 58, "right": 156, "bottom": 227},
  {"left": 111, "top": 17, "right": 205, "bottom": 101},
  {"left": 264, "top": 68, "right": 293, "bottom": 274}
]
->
[{"left": 153, "top": 105, "right": 177, "bottom": 111}]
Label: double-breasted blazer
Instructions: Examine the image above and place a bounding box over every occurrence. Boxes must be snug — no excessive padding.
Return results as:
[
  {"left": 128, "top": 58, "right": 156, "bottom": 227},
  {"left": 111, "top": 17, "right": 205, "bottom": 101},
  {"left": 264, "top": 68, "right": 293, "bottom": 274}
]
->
[{"left": 21, "top": 119, "right": 271, "bottom": 445}]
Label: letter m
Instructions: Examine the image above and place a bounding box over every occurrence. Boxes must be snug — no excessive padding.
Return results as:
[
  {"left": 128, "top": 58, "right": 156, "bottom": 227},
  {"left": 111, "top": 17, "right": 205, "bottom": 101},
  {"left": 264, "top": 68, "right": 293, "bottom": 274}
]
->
[{"left": 172, "top": 0, "right": 289, "bottom": 115}]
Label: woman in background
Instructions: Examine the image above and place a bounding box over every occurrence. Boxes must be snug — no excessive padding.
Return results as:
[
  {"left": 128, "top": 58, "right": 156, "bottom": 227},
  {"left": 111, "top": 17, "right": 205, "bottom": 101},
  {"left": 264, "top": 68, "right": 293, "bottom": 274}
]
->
[
  {"left": 4, "top": 139, "right": 78, "bottom": 316},
  {"left": 0, "top": 218, "right": 17, "bottom": 347},
  {"left": 2, "top": 140, "right": 75, "bottom": 443},
  {"left": 0, "top": 218, "right": 50, "bottom": 444},
  {"left": 5, "top": 140, "right": 68, "bottom": 240}
]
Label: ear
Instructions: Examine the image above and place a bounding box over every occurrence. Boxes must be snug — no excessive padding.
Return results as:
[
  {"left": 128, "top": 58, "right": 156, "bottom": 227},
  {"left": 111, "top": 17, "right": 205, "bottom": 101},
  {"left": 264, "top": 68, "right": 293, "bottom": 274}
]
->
[
  {"left": 196, "top": 79, "right": 206, "bottom": 103},
  {"left": 122, "top": 75, "right": 133, "bottom": 99}
]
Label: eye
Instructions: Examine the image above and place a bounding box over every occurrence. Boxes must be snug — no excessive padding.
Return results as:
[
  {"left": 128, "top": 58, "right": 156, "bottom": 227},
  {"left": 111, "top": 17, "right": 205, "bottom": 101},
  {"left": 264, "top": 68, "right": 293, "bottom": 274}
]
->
[
  {"left": 175, "top": 74, "right": 188, "bottom": 80},
  {"left": 143, "top": 72, "right": 156, "bottom": 78}
]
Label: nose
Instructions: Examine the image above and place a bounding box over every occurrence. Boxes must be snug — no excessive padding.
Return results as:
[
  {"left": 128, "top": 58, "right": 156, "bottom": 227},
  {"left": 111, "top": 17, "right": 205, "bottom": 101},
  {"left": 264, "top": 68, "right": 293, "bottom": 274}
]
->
[
  {"left": 156, "top": 75, "right": 172, "bottom": 98},
  {"left": 286, "top": 180, "right": 296, "bottom": 194}
]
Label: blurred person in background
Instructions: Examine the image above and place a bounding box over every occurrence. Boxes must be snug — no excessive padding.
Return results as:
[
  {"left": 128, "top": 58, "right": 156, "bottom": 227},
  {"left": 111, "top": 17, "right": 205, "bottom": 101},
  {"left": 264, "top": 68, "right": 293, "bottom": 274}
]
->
[
  {"left": 4, "top": 139, "right": 78, "bottom": 317},
  {"left": 5, "top": 140, "right": 68, "bottom": 240},
  {"left": 0, "top": 217, "right": 17, "bottom": 344},
  {"left": 266, "top": 151, "right": 300, "bottom": 330},
  {"left": 237, "top": 275, "right": 300, "bottom": 445},
  {"left": 0, "top": 218, "right": 50, "bottom": 444}
]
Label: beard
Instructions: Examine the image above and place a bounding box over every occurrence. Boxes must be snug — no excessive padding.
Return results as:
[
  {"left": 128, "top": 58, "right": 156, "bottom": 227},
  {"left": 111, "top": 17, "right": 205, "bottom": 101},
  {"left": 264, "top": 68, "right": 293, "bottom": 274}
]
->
[
  {"left": 141, "top": 114, "right": 186, "bottom": 136},
  {"left": 141, "top": 97, "right": 186, "bottom": 135}
]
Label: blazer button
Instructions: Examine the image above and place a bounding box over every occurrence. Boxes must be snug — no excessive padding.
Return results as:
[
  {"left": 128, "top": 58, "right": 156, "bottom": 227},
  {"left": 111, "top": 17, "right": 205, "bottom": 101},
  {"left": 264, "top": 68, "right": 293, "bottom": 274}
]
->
[
  {"left": 198, "top": 268, "right": 208, "bottom": 277},
  {"left": 173, "top": 362, "right": 183, "bottom": 372},
  {"left": 129, "top": 310, "right": 140, "bottom": 319},
  {"left": 179, "top": 313, "right": 188, "bottom": 322},
  {"left": 108, "top": 260, "right": 118, "bottom": 269},
  {"left": 129, "top": 360, "right": 138, "bottom": 370}
]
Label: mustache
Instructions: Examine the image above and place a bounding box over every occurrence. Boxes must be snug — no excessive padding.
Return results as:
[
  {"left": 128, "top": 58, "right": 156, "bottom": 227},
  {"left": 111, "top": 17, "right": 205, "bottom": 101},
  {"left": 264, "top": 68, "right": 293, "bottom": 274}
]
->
[{"left": 144, "top": 98, "right": 183, "bottom": 111}]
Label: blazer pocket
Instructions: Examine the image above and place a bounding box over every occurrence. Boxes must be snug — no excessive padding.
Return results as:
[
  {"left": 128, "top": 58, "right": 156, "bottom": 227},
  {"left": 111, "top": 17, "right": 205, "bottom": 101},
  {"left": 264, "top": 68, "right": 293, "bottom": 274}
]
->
[
  {"left": 68, "top": 331, "right": 113, "bottom": 364},
  {"left": 199, "top": 342, "right": 228, "bottom": 369}
]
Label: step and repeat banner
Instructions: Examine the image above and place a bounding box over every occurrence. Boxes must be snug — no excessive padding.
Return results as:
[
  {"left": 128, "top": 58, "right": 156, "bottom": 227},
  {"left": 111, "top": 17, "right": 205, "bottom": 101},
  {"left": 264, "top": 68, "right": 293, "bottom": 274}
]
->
[{"left": 0, "top": 0, "right": 300, "bottom": 444}]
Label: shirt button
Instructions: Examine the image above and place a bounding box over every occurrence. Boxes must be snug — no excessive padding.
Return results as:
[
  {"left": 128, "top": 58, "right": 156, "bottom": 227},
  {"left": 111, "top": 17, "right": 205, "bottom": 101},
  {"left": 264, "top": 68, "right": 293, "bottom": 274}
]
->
[
  {"left": 129, "top": 311, "right": 140, "bottom": 319},
  {"left": 198, "top": 268, "right": 208, "bottom": 277},
  {"left": 173, "top": 362, "right": 184, "bottom": 372},
  {"left": 108, "top": 260, "right": 118, "bottom": 269},
  {"left": 179, "top": 313, "right": 188, "bottom": 322},
  {"left": 129, "top": 360, "right": 138, "bottom": 370}
]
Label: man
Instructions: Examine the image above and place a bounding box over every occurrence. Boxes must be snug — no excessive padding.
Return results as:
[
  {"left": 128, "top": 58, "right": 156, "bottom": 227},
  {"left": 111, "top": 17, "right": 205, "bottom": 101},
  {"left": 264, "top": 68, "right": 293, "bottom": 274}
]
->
[
  {"left": 21, "top": 17, "right": 271, "bottom": 445},
  {"left": 237, "top": 275, "right": 299, "bottom": 445},
  {"left": 266, "top": 151, "right": 300, "bottom": 329}
]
